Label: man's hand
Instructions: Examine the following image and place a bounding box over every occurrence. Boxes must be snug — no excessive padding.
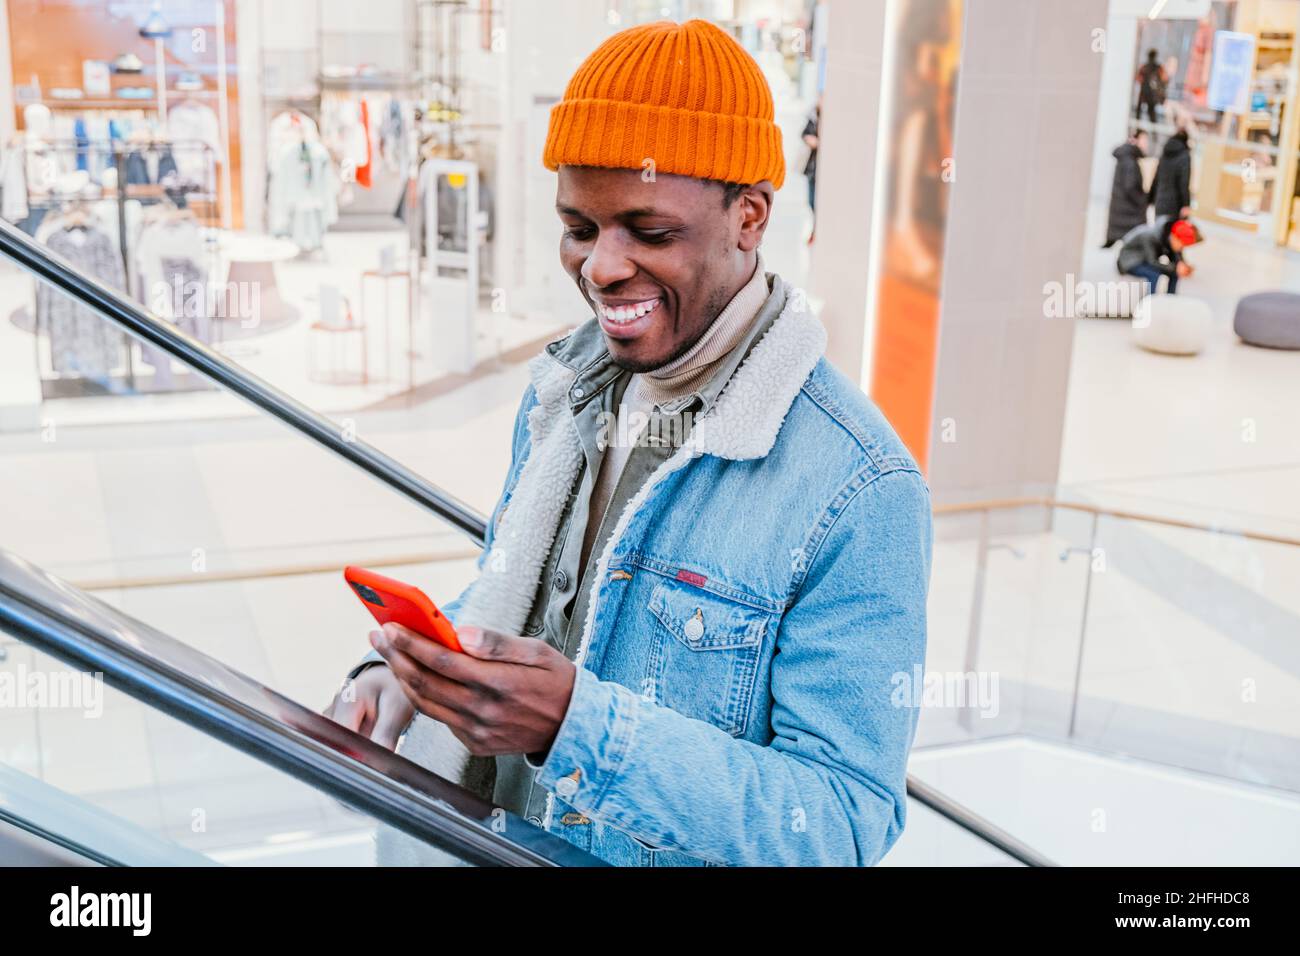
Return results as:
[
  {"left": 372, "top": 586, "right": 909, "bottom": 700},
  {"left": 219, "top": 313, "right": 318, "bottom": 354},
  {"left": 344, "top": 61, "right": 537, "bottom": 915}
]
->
[
  {"left": 323, "top": 664, "right": 415, "bottom": 751},
  {"left": 1176, "top": 260, "right": 1192, "bottom": 277},
  {"left": 369, "top": 623, "right": 576, "bottom": 758}
]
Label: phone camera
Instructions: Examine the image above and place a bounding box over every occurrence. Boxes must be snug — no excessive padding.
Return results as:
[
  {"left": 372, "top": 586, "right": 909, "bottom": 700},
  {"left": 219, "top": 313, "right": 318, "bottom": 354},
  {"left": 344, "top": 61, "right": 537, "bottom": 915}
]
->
[{"left": 350, "top": 582, "right": 385, "bottom": 606}]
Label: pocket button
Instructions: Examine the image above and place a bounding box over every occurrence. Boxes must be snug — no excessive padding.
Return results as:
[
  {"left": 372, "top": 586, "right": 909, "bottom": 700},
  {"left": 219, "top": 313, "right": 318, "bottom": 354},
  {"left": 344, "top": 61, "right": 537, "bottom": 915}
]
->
[{"left": 683, "top": 615, "right": 705, "bottom": 641}]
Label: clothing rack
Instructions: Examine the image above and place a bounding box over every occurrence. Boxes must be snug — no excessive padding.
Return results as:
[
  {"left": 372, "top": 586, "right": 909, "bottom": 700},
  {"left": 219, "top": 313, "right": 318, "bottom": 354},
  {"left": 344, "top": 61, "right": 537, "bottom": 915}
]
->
[
  {"left": 8, "top": 138, "right": 220, "bottom": 278},
  {"left": 4, "top": 138, "right": 222, "bottom": 399}
]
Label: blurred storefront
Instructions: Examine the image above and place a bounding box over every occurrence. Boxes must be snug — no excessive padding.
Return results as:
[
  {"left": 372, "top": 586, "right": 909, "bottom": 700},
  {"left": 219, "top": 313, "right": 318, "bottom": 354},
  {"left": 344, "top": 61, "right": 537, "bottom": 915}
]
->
[{"left": 1122, "top": 0, "right": 1300, "bottom": 248}]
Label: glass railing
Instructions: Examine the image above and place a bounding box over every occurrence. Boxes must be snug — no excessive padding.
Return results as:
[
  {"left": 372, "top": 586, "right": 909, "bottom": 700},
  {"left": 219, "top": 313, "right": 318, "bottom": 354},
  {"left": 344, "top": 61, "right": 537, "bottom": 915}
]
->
[{"left": 906, "top": 485, "right": 1300, "bottom": 865}]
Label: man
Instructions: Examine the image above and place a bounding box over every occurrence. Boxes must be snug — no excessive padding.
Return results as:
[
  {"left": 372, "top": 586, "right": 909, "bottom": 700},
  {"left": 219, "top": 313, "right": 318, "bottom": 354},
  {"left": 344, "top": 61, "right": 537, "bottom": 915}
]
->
[
  {"left": 1117, "top": 215, "right": 1201, "bottom": 294},
  {"left": 1135, "top": 48, "right": 1166, "bottom": 125},
  {"left": 1104, "top": 130, "right": 1149, "bottom": 248},
  {"left": 326, "top": 18, "right": 931, "bottom": 867}
]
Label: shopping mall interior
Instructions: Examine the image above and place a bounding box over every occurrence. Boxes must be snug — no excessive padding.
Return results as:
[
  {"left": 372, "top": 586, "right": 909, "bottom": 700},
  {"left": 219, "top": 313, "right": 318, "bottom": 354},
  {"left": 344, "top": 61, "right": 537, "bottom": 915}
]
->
[{"left": 0, "top": 0, "right": 1297, "bottom": 867}]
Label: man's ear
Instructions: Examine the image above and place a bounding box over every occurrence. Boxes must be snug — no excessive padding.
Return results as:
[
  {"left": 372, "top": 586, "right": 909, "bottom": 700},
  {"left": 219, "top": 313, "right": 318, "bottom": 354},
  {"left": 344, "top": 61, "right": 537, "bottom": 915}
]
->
[{"left": 737, "top": 181, "right": 775, "bottom": 253}]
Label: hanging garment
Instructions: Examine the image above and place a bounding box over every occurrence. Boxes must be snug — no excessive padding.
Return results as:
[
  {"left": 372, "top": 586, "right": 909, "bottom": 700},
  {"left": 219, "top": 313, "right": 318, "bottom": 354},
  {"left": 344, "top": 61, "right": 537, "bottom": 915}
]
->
[
  {"left": 156, "top": 147, "right": 178, "bottom": 183},
  {"left": 378, "top": 98, "right": 405, "bottom": 172},
  {"left": 354, "top": 99, "right": 373, "bottom": 188},
  {"left": 320, "top": 97, "right": 368, "bottom": 182},
  {"left": 267, "top": 110, "right": 320, "bottom": 170},
  {"left": 135, "top": 216, "right": 209, "bottom": 331},
  {"left": 73, "top": 118, "right": 90, "bottom": 172},
  {"left": 267, "top": 139, "right": 338, "bottom": 251},
  {"left": 166, "top": 100, "right": 221, "bottom": 188},
  {"left": 84, "top": 115, "right": 111, "bottom": 182},
  {"left": 133, "top": 215, "right": 210, "bottom": 383},
  {"left": 1, "top": 143, "right": 29, "bottom": 222},
  {"left": 37, "top": 224, "right": 127, "bottom": 377},
  {"left": 124, "top": 150, "right": 151, "bottom": 185}
]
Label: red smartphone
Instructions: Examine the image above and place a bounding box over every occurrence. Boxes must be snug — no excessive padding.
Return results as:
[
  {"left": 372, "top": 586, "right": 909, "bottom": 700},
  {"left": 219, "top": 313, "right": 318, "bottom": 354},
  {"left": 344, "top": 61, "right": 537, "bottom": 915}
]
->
[{"left": 344, "top": 566, "right": 463, "bottom": 653}]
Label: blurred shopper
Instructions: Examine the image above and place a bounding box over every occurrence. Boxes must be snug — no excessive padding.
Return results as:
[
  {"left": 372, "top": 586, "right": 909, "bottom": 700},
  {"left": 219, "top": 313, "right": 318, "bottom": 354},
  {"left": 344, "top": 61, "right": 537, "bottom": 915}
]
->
[
  {"left": 1135, "top": 48, "right": 1166, "bottom": 124},
  {"left": 328, "top": 18, "right": 931, "bottom": 868},
  {"left": 1151, "top": 128, "right": 1192, "bottom": 219},
  {"left": 802, "top": 99, "right": 820, "bottom": 243},
  {"left": 1117, "top": 215, "right": 1202, "bottom": 294},
  {"left": 1104, "top": 130, "right": 1150, "bottom": 247}
]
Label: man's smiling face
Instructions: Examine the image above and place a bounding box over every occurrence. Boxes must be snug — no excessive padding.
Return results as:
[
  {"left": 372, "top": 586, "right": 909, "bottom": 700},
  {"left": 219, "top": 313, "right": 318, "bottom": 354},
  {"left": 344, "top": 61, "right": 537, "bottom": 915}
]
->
[{"left": 556, "top": 166, "right": 767, "bottom": 372}]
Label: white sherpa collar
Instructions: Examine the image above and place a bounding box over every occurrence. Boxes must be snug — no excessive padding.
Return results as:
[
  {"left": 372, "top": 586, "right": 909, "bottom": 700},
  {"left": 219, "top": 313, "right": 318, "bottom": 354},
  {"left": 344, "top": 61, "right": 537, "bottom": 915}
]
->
[{"left": 533, "top": 276, "right": 826, "bottom": 461}]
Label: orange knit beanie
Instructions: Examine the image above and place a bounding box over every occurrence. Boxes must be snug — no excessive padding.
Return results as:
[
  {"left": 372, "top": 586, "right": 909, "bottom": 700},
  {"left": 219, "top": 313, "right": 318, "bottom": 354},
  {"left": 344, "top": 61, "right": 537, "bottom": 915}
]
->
[{"left": 543, "top": 19, "right": 785, "bottom": 189}]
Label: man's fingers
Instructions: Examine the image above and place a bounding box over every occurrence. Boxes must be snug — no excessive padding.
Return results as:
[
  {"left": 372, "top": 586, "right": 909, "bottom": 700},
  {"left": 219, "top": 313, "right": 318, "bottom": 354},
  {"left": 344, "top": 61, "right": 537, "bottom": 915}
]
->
[
  {"left": 370, "top": 692, "right": 414, "bottom": 751},
  {"left": 458, "top": 625, "right": 545, "bottom": 665},
  {"left": 378, "top": 622, "right": 486, "bottom": 683},
  {"left": 326, "top": 695, "right": 368, "bottom": 734},
  {"left": 382, "top": 642, "right": 478, "bottom": 712}
]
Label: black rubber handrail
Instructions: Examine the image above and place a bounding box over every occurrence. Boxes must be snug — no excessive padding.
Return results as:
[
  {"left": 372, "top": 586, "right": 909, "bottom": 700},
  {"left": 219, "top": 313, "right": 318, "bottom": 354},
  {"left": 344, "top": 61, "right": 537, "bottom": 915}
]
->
[
  {"left": 0, "top": 548, "right": 602, "bottom": 867},
  {"left": 906, "top": 774, "right": 1056, "bottom": 867},
  {"left": 0, "top": 218, "right": 486, "bottom": 544}
]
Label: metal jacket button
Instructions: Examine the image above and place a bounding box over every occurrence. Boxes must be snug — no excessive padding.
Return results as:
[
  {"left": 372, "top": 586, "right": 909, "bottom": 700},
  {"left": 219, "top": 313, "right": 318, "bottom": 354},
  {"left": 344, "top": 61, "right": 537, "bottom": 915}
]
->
[
  {"left": 553, "top": 569, "right": 569, "bottom": 591},
  {"left": 556, "top": 773, "right": 580, "bottom": 798},
  {"left": 683, "top": 612, "right": 705, "bottom": 641}
]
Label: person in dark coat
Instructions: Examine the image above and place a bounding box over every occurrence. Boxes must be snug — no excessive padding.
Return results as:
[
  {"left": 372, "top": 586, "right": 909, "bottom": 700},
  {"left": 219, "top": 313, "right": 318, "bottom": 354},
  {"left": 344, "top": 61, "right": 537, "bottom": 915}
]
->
[
  {"left": 1104, "top": 130, "right": 1150, "bottom": 247},
  {"left": 1135, "top": 48, "right": 1166, "bottom": 124},
  {"left": 1151, "top": 129, "right": 1192, "bottom": 219},
  {"left": 802, "top": 99, "right": 820, "bottom": 244},
  {"left": 1117, "top": 215, "right": 1201, "bottom": 294}
]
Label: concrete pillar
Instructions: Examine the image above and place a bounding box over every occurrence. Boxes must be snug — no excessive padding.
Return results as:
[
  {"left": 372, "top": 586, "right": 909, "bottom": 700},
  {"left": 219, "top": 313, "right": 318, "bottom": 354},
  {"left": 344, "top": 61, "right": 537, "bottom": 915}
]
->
[
  {"left": 926, "top": 0, "right": 1108, "bottom": 502},
  {"left": 807, "top": 0, "right": 888, "bottom": 380}
]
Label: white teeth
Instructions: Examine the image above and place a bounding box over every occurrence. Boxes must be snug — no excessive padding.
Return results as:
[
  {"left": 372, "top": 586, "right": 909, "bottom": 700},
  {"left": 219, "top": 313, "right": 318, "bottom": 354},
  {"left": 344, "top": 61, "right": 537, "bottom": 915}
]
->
[{"left": 598, "top": 298, "right": 660, "bottom": 324}]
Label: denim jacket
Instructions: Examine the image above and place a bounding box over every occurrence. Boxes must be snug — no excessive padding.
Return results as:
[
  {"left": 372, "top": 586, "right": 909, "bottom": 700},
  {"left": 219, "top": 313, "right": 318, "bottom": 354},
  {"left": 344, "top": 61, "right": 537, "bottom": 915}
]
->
[{"left": 387, "top": 275, "right": 932, "bottom": 867}]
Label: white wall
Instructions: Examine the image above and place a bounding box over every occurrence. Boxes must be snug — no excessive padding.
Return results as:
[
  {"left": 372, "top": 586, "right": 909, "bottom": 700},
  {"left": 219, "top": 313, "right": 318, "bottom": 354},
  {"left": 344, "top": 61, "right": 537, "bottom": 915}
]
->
[{"left": 1089, "top": 7, "right": 1140, "bottom": 203}]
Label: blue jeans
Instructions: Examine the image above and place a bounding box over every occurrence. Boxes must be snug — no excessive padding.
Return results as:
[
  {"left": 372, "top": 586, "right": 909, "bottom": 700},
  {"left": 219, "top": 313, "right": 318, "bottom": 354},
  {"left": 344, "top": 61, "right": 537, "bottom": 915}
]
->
[{"left": 1128, "top": 263, "right": 1178, "bottom": 294}]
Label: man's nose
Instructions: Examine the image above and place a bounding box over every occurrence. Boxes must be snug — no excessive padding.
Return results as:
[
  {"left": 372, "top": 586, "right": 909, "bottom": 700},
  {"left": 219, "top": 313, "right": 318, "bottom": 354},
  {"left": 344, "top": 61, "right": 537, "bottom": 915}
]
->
[{"left": 581, "top": 234, "right": 637, "bottom": 291}]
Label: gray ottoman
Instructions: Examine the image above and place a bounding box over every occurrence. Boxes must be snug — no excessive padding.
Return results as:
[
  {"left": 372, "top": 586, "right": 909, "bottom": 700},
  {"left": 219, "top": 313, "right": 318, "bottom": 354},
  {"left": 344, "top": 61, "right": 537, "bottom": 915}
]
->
[{"left": 1234, "top": 292, "right": 1300, "bottom": 349}]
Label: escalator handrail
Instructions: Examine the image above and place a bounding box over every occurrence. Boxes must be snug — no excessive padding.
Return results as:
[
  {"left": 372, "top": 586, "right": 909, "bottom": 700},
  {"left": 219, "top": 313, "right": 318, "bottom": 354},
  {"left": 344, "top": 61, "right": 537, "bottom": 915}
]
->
[
  {"left": 0, "top": 219, "right": 1052, "bottom": 868},
  {"left": 0, "top": 548, "right": 603, "bottom": 867},
  {"left": 0, "top": 218, "right": 486, "bottom": 544},
  {"left": 0, "top": 763, "right": 217, "bottom": 866},
  {"left": 906, "top": 775, "right": 1057, "bottom": 867}
]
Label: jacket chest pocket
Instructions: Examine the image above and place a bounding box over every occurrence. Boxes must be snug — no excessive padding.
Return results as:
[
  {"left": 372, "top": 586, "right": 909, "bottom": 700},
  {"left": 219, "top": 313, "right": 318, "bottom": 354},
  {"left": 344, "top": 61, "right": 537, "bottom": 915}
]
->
[{"left": 647, "top": 579, "right": 771, "bottom": 737}]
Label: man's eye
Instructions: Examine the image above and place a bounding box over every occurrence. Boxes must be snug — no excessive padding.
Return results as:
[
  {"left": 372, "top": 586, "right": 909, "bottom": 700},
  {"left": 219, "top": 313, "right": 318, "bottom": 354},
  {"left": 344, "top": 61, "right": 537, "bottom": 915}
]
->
[
  {"left": 634, "top": 230, "right": 674, "bottom": 245},
  {"left": 564, "top": 226, "right": 595, "bottom": 241}
]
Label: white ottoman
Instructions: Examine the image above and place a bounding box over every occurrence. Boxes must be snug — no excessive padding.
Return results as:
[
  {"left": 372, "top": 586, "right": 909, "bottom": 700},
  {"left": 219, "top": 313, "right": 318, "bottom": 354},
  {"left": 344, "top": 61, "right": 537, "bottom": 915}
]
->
[{"left": 1132, "top": 293, "right": 1211, "bottom": 355}]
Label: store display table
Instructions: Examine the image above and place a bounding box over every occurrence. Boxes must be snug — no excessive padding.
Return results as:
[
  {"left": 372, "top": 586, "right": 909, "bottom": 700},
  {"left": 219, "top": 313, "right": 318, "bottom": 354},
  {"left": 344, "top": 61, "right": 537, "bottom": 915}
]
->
[{"left": 217, "top": 232, "right": 301, "bottom": 333}]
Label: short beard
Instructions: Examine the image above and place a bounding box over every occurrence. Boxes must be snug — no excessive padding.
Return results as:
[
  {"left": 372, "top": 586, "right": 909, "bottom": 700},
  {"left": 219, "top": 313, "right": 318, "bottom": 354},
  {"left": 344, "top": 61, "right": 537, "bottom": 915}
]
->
[{"left": 611, "top": 283, "right": 731, "bottom": 373}]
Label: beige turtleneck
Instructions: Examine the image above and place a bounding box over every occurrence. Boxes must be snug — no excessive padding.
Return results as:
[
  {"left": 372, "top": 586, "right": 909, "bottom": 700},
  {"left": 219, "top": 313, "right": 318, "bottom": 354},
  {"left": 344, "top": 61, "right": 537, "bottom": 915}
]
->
[{"left": 579, "top": 255, "right": 769, "bottom": 567}]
